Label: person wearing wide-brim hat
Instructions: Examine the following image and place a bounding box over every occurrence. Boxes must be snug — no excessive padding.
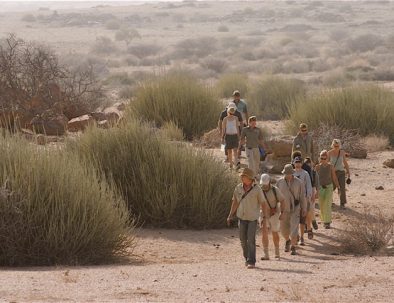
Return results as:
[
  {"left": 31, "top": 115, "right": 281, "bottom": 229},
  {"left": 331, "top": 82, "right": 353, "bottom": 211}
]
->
[
  {"left": 227, "top": 167, "right": 268, "bottom": 269},
  {"left": 276, "top": 164, "right": 307, "bottom": 255}
]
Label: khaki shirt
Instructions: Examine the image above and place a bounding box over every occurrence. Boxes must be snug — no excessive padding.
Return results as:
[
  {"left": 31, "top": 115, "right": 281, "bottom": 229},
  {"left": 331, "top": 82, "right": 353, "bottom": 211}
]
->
[
  {"left": 276, "top": 177, "right": 307, "bottom": 212},
  {"left": 262, "top": 185, "right": 285, "bottom": 210},
  {"left": 292, "top": 133, "right": 315, "bottom": 163},
  {"left": 233, "top": 183, "right": 264, "bottom": 221},
  {"left": 240, "top": 126, "right": 264, "bottom": 148}
]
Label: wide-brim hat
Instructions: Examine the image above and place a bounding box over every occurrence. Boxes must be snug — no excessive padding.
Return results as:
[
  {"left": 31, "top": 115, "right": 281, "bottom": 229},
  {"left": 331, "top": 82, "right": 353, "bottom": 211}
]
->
[
  {"left": 282, "top": 164, "right": 295, "bottom": 175},
  {"left": 240, "top": 167, "right": 255, "bottom": 180}
]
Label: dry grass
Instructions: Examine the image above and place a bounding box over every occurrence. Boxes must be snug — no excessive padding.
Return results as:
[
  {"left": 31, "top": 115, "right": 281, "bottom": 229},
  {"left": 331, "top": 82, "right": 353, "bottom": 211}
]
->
[
  {"left": 337, "top": 208, "right": 394, "bottom": 256},
  {"left": 362, "top": 135, "right": 390, "bottom": 153}
]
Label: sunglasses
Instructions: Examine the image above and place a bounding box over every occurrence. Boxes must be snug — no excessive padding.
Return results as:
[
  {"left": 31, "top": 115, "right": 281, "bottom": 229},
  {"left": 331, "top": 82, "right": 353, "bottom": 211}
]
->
[
  {"left": 320, "top": 157, "right": 327, "bottom": 160},
  {"left": 301, "top": 129, "right": 308, "bottom": 132},
  {"left": 333, "top": 145, "right": 340, "bottom": 148}
]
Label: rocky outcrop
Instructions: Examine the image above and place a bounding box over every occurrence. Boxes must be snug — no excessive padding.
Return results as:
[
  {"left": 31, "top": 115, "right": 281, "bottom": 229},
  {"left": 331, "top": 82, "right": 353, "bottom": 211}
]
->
[
  {"left": 29, "top": 110, "right": 68, "bottom": 136},
  {"left": 68, "top": 114, "right": 95, "bottom": 132},
  {"left": 266, "top": 135, "right": 294, "bottom": 158}
]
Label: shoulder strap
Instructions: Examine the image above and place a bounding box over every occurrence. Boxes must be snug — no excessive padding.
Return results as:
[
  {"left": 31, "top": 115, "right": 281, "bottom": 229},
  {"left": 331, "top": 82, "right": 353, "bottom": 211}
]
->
[
  {"left": 239, "top": 184, "right": 256, "bottom": 203},
  {"left": 333, "top": 150, "right": 341, "bottom": 168},
  {"left": 262, "top": 187, "right": 278, "bottom": 209}
]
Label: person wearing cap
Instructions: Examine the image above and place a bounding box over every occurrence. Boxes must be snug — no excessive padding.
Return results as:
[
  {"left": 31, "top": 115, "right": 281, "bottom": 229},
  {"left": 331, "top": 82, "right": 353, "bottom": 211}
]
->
[
  {"left": 227, "top": 167, "right": 267, "bottom": 269},
  {"left": 292, "top": 123, "right": 315, "bottom": 164},
  {"left": 315, "top": 150, "right": 340, "bottom": 229},
  {"left": 276, "top": 164, "right": 307, "bottom": 255},
  {"left": 259, "top": 174, "right": 285, "bottom": 260},
  {"left": 293, "top": 156, "right": 313, "bottom": 246},
  {"left": 232, "top": 90, "right": 248, "bottom": 127},
  {"left": 239, "top": 116, "right": 268, "bottom": 179},
  {"left": 222, "top": 106, "right": 241, "bottom": 169},
  {"left": 218, "top": 103, "right": 243, "bottom": 163}
]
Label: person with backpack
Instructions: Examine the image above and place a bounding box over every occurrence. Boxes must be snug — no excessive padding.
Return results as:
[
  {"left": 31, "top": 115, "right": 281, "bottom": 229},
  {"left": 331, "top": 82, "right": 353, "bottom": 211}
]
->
[
  {"left": 315, "top": 150, "right": 340, "bottom": 228},
  {"left": 259, "top": 174, "right": 285, "bottom": 260},
  {"left": 227, "top": 168, "right": 267, "bottom": 269}
]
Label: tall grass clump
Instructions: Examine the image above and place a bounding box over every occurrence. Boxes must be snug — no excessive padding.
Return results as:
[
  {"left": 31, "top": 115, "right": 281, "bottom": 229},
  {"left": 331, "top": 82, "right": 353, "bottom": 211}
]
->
[
  {"left": 248, "top": 76, "right": 306, "bottom": 120},
  {"left": 215, "top": 73, "right": 249, "bottom": 99},
  {"left": 288, "top": 85, "right": 394, "bottom": 144},
  {"left": 133, "top": 71, "right": 221, "bottom": 139},
  {"left": 70, "top": 120, "right": 238, "bottom": 229},
  {"left": 0, "top": 136, "right": 134, "bottom": 266}
]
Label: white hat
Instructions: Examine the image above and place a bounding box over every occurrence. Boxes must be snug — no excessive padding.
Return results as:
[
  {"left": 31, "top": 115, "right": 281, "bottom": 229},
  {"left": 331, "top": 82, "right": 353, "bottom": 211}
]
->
[
  {"left": 228, "top": 102, "right": 236, "bottom": 109},
  {"left": 260, "top": 174, "right": 271, "bottom": 186}
]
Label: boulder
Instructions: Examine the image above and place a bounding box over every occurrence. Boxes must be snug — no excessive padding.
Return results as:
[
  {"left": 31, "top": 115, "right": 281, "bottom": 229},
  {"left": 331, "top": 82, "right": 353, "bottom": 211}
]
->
[
  {"left": 266, "top": 135, "right": 294, "bottom": 158},
  {"left": 90, "top": 111, "right": 107, "bottom": 122},
  {"left": 349, "top": 148, "right": 367, "bottom": 159},
  {"left": 383, "top": 159, "right": 394, "bottom": 168},
  {"left": 29, "top": 110, "right": 68, "bottom": 136},
  {"left": 68, "top": 114, "right": 95, "bottom": 132},
  {"left": 103, "top": 106, "right": 123, "bottom": 124},
  {"left": 265, "top": 154, "right": 291, "bottom": 174},
  {"left": 113, "top": 101, "right": 127, "bottom": 111}
]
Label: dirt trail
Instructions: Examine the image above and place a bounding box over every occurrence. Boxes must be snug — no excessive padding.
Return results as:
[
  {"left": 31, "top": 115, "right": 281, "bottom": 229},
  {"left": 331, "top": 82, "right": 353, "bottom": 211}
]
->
[{"left": 0, "top": 150, "right": 393, "bottom": 302}]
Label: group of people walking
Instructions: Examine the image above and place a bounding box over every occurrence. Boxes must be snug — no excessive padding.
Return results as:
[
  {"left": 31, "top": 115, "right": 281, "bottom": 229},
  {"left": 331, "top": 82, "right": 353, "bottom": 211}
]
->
[{"left": 221, "top": 91, "right": 351, "bottom": 269}]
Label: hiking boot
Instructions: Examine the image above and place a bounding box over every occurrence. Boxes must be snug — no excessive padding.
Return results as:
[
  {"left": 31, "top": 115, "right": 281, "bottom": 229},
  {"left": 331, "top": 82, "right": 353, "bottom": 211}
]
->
[
  {"left": 290, "top": 246, "right": 297, "bottom": 255},
  {"left": 307, "top": 229, "right": 313, "bottom": 240},
  {"left": 300, "top": 237, "right": 305, "bottom": 246},
  {"left": 285, "top": 240, "right": 291, "bottom": 252},
  {"left": 340, "top": 204, "right": 346, "bottom": 210},
  {"left": 260, "top": 255, "right": 270, "bottom": 260},
  {"left": 247, "top": 264, "right": 255, "bottom": 269},
  {"left": 324, "top": 223, "right": 331, "bottom": 229},
  {"left": 312, "top": 220, "right": 318, "bottom": 230}
]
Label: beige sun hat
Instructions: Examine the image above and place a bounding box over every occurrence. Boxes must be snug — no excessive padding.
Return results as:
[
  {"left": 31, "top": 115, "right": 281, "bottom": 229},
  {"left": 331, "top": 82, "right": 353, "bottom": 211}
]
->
[
  {"left": 282, "top": 164, "right": 295, "bottom": 175},
  {"left": 240, "top": 167, "right": 255, "bottom": 180}
]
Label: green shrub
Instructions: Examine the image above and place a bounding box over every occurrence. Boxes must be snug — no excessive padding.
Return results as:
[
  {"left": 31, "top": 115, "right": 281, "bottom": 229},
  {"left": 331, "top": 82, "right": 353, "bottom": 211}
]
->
[
  {"left": 287, "top": 85, "right": 394, "bottom": 143},
  {"left": 70, "top": 121, "right": 238, "bottom": 229},
  {"left": 133, "top": 71, "right": 221, "bottom": 139},
  {"left": 0, "top": 136, "right": 134, "bottom": 266},
  {"left": 248, "top": 76, "right": 306, "bottom": 120},
  {"left": 215, "top": 73, "right": 249, "bottom": 99}
]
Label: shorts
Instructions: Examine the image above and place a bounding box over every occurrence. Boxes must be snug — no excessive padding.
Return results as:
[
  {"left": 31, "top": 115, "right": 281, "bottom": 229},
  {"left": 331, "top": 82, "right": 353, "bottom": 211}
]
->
[
  {"left": 280, "top": 206, "right": 300, "bottom": 239},
  {"left": 267, "top": 212, "right": 281, "bottom": 232},
  {"left": 225, "top": 134, "right": 238, "bottom": 150}
]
